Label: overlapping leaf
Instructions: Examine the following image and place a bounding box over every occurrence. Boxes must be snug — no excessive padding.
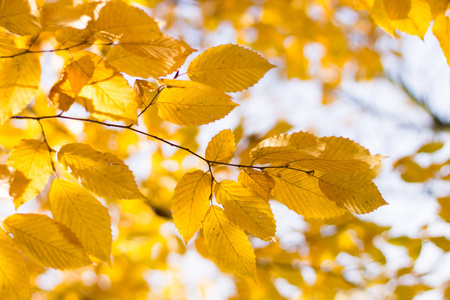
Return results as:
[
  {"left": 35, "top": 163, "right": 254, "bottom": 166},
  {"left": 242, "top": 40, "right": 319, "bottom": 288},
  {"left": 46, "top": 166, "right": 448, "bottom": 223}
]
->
[
  {"left": 49, "top": 178, "right": 112, "bottom": 261},
  {"left": 203, "top": 206, "right": 256, "bottom": 280},
  {"left": 7, "top": 139, "right": 53, "bottom": 208},
  {"left": 58, "top": 143, "right": 144, "bottom": 201},
  {"left": 172, "top": 170, "right": 212, "bottom": 243},
  {"left": 383, "top": 0, "right": 411, "bottom": 19},
  {"left": 216, "top": 180, "right": 276, "bottom": 241},
  {"left": 0, "top": 229, "right": 29, "bottom": 300},
  {"left": 205, "top": 129, "right": 236, "bottom": 164},
  {"left": 0, "top": 0, "right": 41, "bottom": 35},
  {"left": 238, "top": 169, "right": 275, "bottom": 201},
  {"left": 156, "top": 79, "right": 238, "bottom": 126},
  {"left": 187, "top": 44, "right": 275, "bottom": 92},
  {"left": 3, "top": 214, "right": 91, "bottom": 269}
]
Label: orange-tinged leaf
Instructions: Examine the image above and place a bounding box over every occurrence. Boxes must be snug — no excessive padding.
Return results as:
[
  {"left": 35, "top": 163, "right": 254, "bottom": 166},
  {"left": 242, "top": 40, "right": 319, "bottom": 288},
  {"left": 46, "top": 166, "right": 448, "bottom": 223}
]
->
[
  {"left": 433, "top": 15, "right": 450, "bottom": 67},
  {"left": 156, "top": 79, "right": 238, "bottom": 126},
  {"left": 216, "top": 180, "right": 276, "bottom": 241},
  {"left": 0, "top": 229, "right": 30, "bottom": 300},
  {"left": 205, "top": 129, "right": 236, "bottom": 164},
  {"left": 187, "top": 44, "right": 275, "bottom": 93},
  {"left": 238, "top": 169, "right": 275, "bottom": 201},
  {"left": 249, "top": 132, "right": 324, "bottom": 164},
  {"left": 0, "top": 53, "right": 41, "bottom": 124},
  {"left": 48, "top": 77, "right": 77, "bottom": 111},
  {"left": 383, "top": 0, "right": 411, "bottom": 19},
  {"left": 57, "top": 143, "right": 144, "bottom": 201},
  {"left": 3, "top": 213, "right": 91, "bottom": 269},
  {"left": 203, "top": 206, "right": 256, "bottom": 280},
  {"left": 172, "top": 170, "right": 212, "bottom": 243},
  {"left": 0, "top": 0, "right": 41, "bottom": 35},
  {"left": 49, "top": 178, "right": 112, "bottom": 262},
  {"left": 7, "top": 139, "right": 53, "bottom": 208}
]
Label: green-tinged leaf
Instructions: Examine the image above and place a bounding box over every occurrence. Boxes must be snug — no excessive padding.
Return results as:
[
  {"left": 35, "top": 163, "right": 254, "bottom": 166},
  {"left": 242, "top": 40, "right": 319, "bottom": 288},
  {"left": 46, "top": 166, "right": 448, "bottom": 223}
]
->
[
  {"left": 249, "top": 132, "right": 324, "bottom": 164},
  {"left": 266, "top": 165, "right": 348, "bottom": 219},
  {"left": 0, "top": 229, "right": 30, "bottom": 300},
  {"left": 57, "top": 143, "right": 144, "bottom": 201},
  {"left": 187, "top": 44, "right": 275, "bottom": 92},
  {"left": 203, "top": 206, "right": 256, "bottom": 280},
  {"left": 49, "top": 178, "right": 112, "bottom": 262},
  {"left": 318, "top": 173, "right": 387, "bottom": 214},
  {"left": 216, "top": 180, "right": 276, "bottom": 241},
  {"left": 238, "top": 169, "right": 275, "bottom": 201},
  {"left": 3, "top": 214, "right": 91, "bottom": 269},
  {"left": 172, "top": 170, "right": 212, "bottom": 243},
  {"left": 156, "top": 79, "right": 238, "bottom": 126},
  {"left": 0, "top": 0, "right": 41, "bottom": 35},
  {"left": 205, "top": 129, "right": 236, "bottom": 164},
  {"left": 417, "top": 141, "right": 445, "bottom": 153},
  {"left": 7, "top": 139, "right": 53, "bottom": 208},
  {"left": 0, "top": 53, "right": 41, "bottom": 124}
]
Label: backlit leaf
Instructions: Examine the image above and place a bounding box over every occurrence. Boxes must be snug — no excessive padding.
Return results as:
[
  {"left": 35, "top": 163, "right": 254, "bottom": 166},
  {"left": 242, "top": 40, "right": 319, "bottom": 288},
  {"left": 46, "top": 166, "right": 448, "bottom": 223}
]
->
[
  {"left": 0, "top": 0, "right": 41, "bottom": 35},
  {"left": 0, "top": 229, "right": 29, "bottom": 300},
  {"left": 187, "top": 44, "right": 275, "bottom": 93},
  {"left": 7, "top": 139, "right": 53, "bottom": 208},
  {"left": 238, "top": 169, "right": 275, "bottom": 201},
  {"left": 433, "top": 15, "right": 450, "bottom": 67},
  {"left": 58, "top": 143, "right": 144, "bottom": 201},
  {"left": 49, "top": 178, "right": 112, "bottom": 262},
  {"left": 172, "top": 170, "right": 212, "bottom": 243},
  {"left": 203, "top": 206, "right": 256, "bottom": 280},
  {"left": 205, "top": 129, "right": 236, "bottom": 164},
  {"left": 216, "top": 180, "right": 276, "bottom": 241},
  {"left": 0, "top": 53, "right": 41, "bottom": 124},
  {"left": 383, "top": 0, "right": 411, "bottom": 19},
  {"left": 3, "top": 213, "right": 91, "bottom": 269},
  {"left": 156, "top": 79, "right": 238, "bottom": 126}
]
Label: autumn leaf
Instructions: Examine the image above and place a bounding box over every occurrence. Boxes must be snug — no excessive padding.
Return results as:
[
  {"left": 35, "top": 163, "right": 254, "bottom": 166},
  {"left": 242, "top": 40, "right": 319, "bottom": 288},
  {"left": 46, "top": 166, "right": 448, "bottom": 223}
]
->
[
  {"left": 187, "top": 44, "right": 275, "bottom": 92},
  {"left": 433, "top": 15, "right": 450, "bottom": 67},
  {"left": 0, "top": 229, "right": 30, "bottom": 300},
  {"left": 0, "top": 0, "right": 41, "bottom": 36},
  {"left": 49, "top": 178, "right": 112, "bottom": 262},
  {"left": 3, "top": 214, "right": 91, "bottom": 269},
  {"left": 172, "top": 170, "right": 212, "bottom": 243},
  {"left": 57, "top": 143, "right": 144, "bottom": 201},
  {"left": 205, "top": 129, "right": 236, "bottom": 164},
  {"left": 237, "top": 169, "right": 275, "bottom": 201},
  {"left": 383, "top": 0, "right": 411, "bottom": 19},
  {"left": 203, "top": 206, "right": 256, "bottom": 280}
]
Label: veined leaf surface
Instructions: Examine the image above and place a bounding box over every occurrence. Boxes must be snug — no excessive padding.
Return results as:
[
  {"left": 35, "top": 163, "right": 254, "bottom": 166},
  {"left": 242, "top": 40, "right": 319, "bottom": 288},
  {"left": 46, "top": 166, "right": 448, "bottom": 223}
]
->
[
  {"left": 205, "top": 129, "right": 236, "bottom": 164},
  {"left": 0, "top": 0, "right": 41, "bottom": 35},
  {"left": 238, "top": 169, "right": 275, "bottom": 201}
]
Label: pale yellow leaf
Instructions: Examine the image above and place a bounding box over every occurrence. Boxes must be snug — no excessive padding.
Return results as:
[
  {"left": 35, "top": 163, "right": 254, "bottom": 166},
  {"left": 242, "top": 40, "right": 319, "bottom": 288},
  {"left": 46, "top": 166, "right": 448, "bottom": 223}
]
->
[
  {"left": 216, "top": 180, "right": 276, "bottom": 241},
  {"left": 57, "top": 143, "right": 144, "bottom": 201},
  {"left": 203, "top": 206, "right": 256, "bottom": 280},
  {"left": 238, "top": 169, "right": 275, "bottom": 201},
  {"left": 95, "top": 1, "right": 161, "bottom": 43},
  {"left": 318, "top": 173, "right": 387, "bottom": 214},
  {"left": 0, "top": 0, "right": 41, "bottom": 35},
  {"left": 249, "top": 131, "right": 325, "bottom": 164},
  {"left": 3, "top": 213, "right": 91, "bottom": 269},
  {"left": 433, "top": 15, "right": 450, "bottom": 67},
  {"left": 7, "top": 139, "right": 53, "bottom": 208},
  {"left": 49, "top": 178, "right": 112, "bottom": 262},
  {"left": 187, "top": 44, "right": 275, "bottom": 93},
  {"left": 0, "top": 28, "right": 19, "bottom": 56},
  {"left": 205, "top": 129, "right": 236, "bottom": 164},
  {"left": 156, "top": 79, "right": 238, "bottom": 126},
  {"left": 172, "top": 170, "right": 212, "bottom": 243},
  {"left": 0, "top": 229, "right": 30, "bottom": 300},
  {"left": 0, "top": 53, "right": 41, "bottom": 124},
  {"left": 107, "top": 34, "right": 195, "bottom": 78},
  {"left": 55, "top": 26, "right": 96, "bottom": 52},
  {"left": 267, "top": 165, "right": 347, "bottom": 219},
  {"left": 383, "top": 0, "right": 411, "bottom": 19}
]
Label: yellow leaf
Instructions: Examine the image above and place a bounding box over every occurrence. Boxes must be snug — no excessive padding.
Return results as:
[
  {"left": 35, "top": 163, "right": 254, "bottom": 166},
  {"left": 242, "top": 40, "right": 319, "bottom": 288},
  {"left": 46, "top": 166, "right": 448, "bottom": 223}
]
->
[
  {"left": 267, "top": 165, "right": 347, "bottom": 219},
  {"left": 216, "top": 180, "right": 276, "bottom": 241},
  {"left": 249, "top": 131, "right": 325, "bottom": 164},
  {"left": 187, "top": 44, "right": 275, "bottom": 93},
  {"left": 433, "top": 15, "right": 450, "bottom": 67},
  {"left": 48, "top": 78, "right": 77, "bottom": 111},
  {"left": 95, "top": 1, "right": 161, "bottom": 43},
  {"left": 107, "top": 34, "right": 195, "bottom": 78},
  {"left": 58, "top": 143, "right": 144, "bottom": 201},
  {"left": 383, "top": 0, "right": 411, "bottom": 19},
  {"left": 417, "top": 141, "right": 445, "bottom": 153},
  {"left": 427, "top": 0, "right": 449, "bottom": 17},
  {"left": 0, "top": 53, "right": 41, "bottom": 124},
  {"left": 49, "top": 178, "right": 112, "bottom": 262},
  {"left": 0, "top": 28, "right": 19, "bottom": 56},
  {"left": 0, "top": 0, "right": 41, "bottom": 36},
  {"left": 238, "top": 169, "right": 275, "bottom": 201},
  {"left": 437, "top": 196, "right": 450, "bottom": 222},
  {"left": 156, "top": 79, "right": 238, "bottom": 126},
  {"left": 0, "top": 229, "right": 30, "bottom": 300},
  {"left": 3, "top": 213, "right": 91, "bottom": 269},
  {"left": 7, "top": 139, "right": 53, "bottom": 208},
  {"left": 205, "top": 129, "right": 236, "bottom": 164},
  {"left": 318, "top": 173, "right": 387, "bottom": 214},
  {"left": 203, "top": 206, "right": 256, "bottom": 280},
  {"left": 172, "top": 170, "right": 212, "bottom": 243}
]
